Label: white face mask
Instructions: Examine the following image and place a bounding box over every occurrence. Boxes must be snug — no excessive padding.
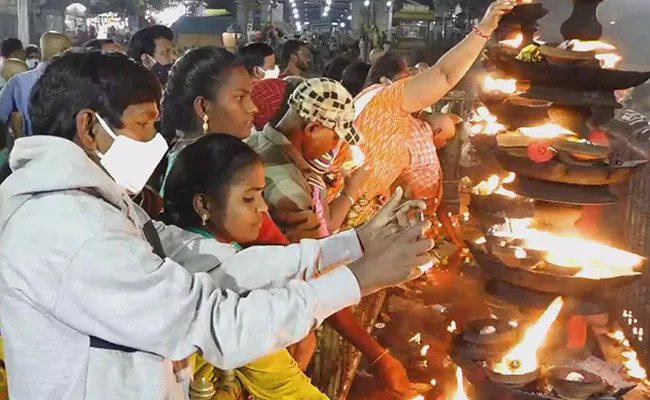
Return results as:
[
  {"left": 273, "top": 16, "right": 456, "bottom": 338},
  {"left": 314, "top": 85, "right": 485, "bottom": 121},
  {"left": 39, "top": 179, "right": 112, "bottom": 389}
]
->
[
  {"left": 94, "top": 113, "right": 169, "bottom": 194},
  {"left": 261, "top": 65, "right": 280, "bottom": 80}
]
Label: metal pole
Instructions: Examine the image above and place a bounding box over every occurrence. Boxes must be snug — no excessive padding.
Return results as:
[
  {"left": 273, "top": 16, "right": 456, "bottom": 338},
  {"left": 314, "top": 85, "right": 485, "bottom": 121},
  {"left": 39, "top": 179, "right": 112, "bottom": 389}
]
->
[
  {"left": 17, "top": 0, "right": 30, "bottom": 45},
  {"left": 386, "top": 1, "right": 393, "bottom": 41}
]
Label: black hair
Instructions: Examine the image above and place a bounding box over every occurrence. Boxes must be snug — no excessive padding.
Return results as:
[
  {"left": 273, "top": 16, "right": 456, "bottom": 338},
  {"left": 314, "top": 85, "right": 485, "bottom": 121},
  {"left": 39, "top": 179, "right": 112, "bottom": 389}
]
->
[
  {"left": 238, "top": 42, "right": 275, "bottom": 74},
  {"left": 128, "top": 25, "right": 174, "bottom": 63},
  {"left": 365, "top": 52, "right": 408, "bottom": 88},
  {"left": 323, "top": 56, "right": 351, "bottom": 82},
  {"left": 25, "top": 44, "right": 39, "bottom": 58},
  {"left": 84, "top": 38, "right": 115, "bottom": 50},
  {"left": 160, "top": 46, "right": 244, "bottom": 141},
  {"left": 30, "top": 49, "right": 162, "bottom": 140},
  {"left": 280, "top": 40, "right": 307, "bottom": 68},
  {"left": 0, "top": 38, "right": 23, "bottom": 58},
  {"left": 342, "top": 61, "right": 371, "bottom": 97},
  {"left": 0, "top": 119, "right": 7, "bottom": 150},
  {"left": 161, "top": 134, "right": 262, "bottom": 229},
  {"left": 0, "top": 120, "right": 11, "bottom": 184}
]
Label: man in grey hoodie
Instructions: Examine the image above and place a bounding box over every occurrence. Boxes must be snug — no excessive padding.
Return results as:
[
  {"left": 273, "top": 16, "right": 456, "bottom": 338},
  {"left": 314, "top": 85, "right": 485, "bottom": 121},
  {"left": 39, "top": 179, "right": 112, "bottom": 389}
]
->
[{"left": 0, "top": 50, "right": 433, "bottom": 399}]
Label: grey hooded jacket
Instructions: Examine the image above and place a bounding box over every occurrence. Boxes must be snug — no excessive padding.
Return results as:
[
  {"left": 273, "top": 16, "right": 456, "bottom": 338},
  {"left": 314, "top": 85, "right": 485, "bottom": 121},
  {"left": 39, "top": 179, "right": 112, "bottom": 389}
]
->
[{"left": 0, "top": 136, "right": 362, "bottom": 399}]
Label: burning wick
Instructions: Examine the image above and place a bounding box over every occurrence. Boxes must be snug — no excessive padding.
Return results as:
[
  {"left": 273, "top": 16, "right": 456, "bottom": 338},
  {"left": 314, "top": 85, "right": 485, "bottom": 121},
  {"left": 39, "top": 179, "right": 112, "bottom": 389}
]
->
[
  {"left": 566, "top": 372, "right": 586, "bottom": 382},
  {"left": 509, "top": 359, "right": 521, "bottom": 370},
  {"left": 409, "top": 333, "right": 422, "bottom": 345},
  {"left": 493, "top": 297, "right": 564, "bottom": 375},
  {"left": 430, "top": 379, "right": 437, "bottom": 386},
  {"left": 481, "top": 325, "right": 497, "bottom": 335},
  {"left": 514, "top": 247, "right": 527, "bottom": 259},
  {"left": 447, "top": 321, "right": 458, "bottom": 333},
  {"left": 420, "top": 344, "right": 430, "bottom": 356}
]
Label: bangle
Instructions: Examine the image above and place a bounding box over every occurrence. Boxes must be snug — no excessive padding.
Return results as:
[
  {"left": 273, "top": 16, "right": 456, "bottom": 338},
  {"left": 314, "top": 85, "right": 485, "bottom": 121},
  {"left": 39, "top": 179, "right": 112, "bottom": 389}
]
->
[
  {"left": 472, "top": 26, "right": 490, "bottom": 40},
  {"left": 369, "top": 349, "right": 390, "bottom": 368},
  {"left": 340, "top": 192, "right": 355, "bottom": 207}
]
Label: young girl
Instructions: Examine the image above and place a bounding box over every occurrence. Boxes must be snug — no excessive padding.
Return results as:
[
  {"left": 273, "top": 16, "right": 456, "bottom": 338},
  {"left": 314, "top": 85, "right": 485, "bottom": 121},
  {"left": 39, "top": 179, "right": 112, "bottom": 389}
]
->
[{"left": 161, "top": 134, "right": 327, "bottom": 399}]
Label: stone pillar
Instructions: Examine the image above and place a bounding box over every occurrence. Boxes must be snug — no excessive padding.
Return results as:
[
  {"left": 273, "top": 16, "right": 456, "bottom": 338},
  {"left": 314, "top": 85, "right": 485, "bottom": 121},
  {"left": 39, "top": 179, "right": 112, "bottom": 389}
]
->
[
  {"left": 374, "top": 1, "right": 387, "bottom": 32},
  {"left": 17, "top": 0, "right": 30, "bottom": 45},
  {"left": 260, "top": 0, "right": 270, "bottom": 26},
  {"left": 350, "top": 0, "right": 364, "bottom": 33},
  {"left": 236, "top": 0, "right": 247, "bottom": 36}
]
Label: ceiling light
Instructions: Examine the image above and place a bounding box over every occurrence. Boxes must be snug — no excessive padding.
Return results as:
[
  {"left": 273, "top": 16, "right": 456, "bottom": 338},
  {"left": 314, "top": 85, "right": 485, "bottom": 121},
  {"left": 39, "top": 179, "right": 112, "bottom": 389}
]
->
[
  {"left": 386, "top": 0, "right": 391, "bottom": 5},
  {"left": 324, "top": 6, "right": 329, "bottom": 11},
  {"left": 347, "top": 15, "right": 351, "bottom": 20},
  {"left": 363, "top": 0, "right": 370, "bottom": 6},
  {"left": 322, "top": 11, "right": 327, "bottom": 16},
  {"left": 340, "top": 22, "right": 345, "bottom": 28}
]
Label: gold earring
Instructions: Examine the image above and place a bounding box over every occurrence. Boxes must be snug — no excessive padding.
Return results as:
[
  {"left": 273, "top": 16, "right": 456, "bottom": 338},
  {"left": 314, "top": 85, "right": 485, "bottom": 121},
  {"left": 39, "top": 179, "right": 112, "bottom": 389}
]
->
[
  {"left": 201, "top": 213, "right": 209, "bottom": 226},
  {"left": 202, "top": 114, "right": 209, "bottom": 134},
  {"left": 255, "top": 205, "right": 264, "bottom": 213}
]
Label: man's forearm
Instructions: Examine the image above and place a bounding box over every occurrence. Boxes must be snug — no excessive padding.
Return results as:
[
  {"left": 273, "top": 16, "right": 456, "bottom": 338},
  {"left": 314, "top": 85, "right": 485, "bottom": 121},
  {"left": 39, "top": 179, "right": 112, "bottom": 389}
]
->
[{"left": 325, "top": 307, "right": 386, "bottom": 362}]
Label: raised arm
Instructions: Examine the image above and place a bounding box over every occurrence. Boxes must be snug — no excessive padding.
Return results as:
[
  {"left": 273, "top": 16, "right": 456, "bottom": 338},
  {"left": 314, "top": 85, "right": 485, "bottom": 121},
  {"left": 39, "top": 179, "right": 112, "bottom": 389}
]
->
[{"left": 402, "top": 0, "right": 515, "bottom": 114}]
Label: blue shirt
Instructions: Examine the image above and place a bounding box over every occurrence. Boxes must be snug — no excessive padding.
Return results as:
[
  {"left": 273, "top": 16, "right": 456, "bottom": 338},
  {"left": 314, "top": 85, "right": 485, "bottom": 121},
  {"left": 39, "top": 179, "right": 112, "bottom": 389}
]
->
[{"left": 0, "top": 62, "right": 47, "bottom": 136}]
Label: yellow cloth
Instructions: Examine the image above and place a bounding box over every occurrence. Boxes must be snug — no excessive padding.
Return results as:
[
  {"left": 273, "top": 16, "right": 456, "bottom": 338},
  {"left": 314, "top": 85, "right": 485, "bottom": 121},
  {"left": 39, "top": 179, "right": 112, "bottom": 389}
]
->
[
  {"left": 0, "top": 336, "right": 7, "bottom": 396},
  {"left": 194, "top": 349, "right": 328, "bottom": 400}
]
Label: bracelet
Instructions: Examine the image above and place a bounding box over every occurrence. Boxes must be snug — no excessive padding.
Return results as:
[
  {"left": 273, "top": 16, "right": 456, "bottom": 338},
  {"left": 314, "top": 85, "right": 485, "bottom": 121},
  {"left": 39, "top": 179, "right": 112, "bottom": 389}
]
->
[
  {"left": 340, "top": 192, "right": 356, "bottom": 207},
  {"left": 369, "top": 349, "right": 390, "bottom": 368},
  {"left": 472, "top": 26, "right": 490, "bottom": 40}
]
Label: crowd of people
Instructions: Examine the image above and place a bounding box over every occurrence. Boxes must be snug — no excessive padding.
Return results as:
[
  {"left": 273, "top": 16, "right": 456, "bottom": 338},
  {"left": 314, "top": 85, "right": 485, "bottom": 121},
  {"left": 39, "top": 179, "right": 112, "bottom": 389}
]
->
[{"left": 0, "top": 1, "right": 517, "bottom": 399}]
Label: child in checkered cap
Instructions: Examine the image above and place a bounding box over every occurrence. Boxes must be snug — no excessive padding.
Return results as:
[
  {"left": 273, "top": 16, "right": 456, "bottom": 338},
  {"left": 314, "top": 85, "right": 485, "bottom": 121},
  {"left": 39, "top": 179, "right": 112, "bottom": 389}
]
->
[
  {"left": 248, "top": 79, "right": 419, "bottom": 398},
  {"left": 248, "top": 77, "right": 369, "bottom": 240}
]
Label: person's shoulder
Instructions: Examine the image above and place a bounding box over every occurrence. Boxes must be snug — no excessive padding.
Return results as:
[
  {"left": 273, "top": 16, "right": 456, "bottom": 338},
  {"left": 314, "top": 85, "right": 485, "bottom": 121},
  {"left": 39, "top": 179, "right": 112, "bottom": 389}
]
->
[{"left": 10, "top": 189, "right": 130, "bottom": 241}]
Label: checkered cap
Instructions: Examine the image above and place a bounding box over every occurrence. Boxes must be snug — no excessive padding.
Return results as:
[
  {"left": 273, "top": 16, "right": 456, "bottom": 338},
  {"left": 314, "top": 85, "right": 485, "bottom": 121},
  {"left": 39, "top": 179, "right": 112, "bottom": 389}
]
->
[{"left": 288, "top": 78, "right": 362, "bottom": 145}]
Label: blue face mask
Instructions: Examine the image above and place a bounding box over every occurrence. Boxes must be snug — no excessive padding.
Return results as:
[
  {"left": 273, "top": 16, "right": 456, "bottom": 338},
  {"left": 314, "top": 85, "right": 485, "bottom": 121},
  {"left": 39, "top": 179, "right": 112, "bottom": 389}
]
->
[{"left": 151, "top": 63, "right": 172, "bottom": 86}]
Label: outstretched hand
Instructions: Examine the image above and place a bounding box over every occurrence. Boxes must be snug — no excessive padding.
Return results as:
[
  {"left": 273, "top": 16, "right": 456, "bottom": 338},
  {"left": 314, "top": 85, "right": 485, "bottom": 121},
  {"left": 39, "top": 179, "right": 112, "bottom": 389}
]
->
[
  {"left": 478, "top": 0, "right": 516, "bottom": 34},
  {"left": 350, "top": 188, "right": 434, "bottom": 297}
]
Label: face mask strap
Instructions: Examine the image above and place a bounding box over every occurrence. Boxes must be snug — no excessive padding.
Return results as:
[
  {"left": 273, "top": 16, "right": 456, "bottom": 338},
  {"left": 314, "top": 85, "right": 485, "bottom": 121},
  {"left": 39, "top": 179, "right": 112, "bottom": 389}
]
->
[{"left": 95, "top": 113, "right": 118, "bottom": 140}]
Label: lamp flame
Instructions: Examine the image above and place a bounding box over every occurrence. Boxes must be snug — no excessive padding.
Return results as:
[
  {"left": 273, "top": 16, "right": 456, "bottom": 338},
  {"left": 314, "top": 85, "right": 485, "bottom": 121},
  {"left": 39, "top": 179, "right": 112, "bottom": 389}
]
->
[
  {"left": 493, "top": 297, "right": 564, "bottom": 375},
  {"left": 452, "top": 367, "right": 470, "bottom": 400},
  {"left": 518, "top": 123, "right": 575, "bottom": 139},
  {"left": 566, "top": 40, "right": 622, "bottom": 69},
  {"left": 470, "top": 106, "right": 506, "bottom": 136},
  {"left": 500, "top": 33, "right": 524, "bottom": 49},
  {"left": 483, "top": 76, "right": 518, "bottom": 94},
  {"left": 343, "top": 145, "right": 366, "bottom": 170},
  {"left": 473, "top": 174, "right": 518, "bottom": 198}
]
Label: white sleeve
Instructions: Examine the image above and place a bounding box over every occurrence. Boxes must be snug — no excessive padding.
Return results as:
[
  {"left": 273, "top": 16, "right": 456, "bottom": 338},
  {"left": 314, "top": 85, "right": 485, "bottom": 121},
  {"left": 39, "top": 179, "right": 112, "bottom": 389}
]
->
[
  {"left": 151, "top": 219, "right": 363, "bottom": 290},
  {"left": 54, "top": 229, "right": 362, "bottom": 370}
]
